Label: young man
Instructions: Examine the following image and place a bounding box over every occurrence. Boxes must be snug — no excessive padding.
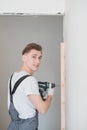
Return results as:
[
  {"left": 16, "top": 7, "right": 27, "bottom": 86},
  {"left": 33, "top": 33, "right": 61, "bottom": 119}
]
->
[{"left": 8, "top": 43, "right": 54, "bottom": 130}]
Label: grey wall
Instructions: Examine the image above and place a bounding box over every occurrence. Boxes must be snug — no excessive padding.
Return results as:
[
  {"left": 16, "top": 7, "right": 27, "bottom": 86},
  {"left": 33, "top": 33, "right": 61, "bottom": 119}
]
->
[{"left": 0, "top": 15, "right": 63, "bottom": 130}]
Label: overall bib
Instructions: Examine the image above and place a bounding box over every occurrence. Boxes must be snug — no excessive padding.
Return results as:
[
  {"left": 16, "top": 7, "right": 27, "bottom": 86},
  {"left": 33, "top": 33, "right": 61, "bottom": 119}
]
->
[{"left": 8, "top": 75, "right": 38, "bottom": 130}]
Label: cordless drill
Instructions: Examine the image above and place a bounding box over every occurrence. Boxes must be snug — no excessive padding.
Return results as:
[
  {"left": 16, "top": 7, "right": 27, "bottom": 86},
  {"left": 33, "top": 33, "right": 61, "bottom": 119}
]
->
[{"left": 38, "top": 81, "right": 56, "bottom": 100}]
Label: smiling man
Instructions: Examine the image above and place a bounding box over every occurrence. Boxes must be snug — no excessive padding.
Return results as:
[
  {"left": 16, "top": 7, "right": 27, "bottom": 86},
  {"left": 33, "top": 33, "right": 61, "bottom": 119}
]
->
[{"left": 7, "top": 42, "right": 54, "bottom": 130}]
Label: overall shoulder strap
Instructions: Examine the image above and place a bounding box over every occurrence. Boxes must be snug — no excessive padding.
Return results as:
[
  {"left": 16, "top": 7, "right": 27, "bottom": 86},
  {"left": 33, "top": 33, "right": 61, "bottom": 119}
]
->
[
  {"left": 9, "top": 74, "right": 31, "bottom": 102},
  {"left": 11, "top": 75, "right": 30, "bottom": 95},
  {"left": 9, "top": 74, "right": 13, "bottom": 97}
]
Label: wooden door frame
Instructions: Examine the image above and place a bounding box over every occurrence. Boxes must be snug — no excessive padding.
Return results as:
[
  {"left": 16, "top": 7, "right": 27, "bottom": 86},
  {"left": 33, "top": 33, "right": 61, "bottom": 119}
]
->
[{"left": 61, "top": 42, "right": 66, "bottom": 130}]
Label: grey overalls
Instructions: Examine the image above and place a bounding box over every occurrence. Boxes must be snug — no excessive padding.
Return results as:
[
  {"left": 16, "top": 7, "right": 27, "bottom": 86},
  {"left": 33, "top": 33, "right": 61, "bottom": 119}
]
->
[{"left": 8, "top": 74, "right": 38, "bottom": 130}]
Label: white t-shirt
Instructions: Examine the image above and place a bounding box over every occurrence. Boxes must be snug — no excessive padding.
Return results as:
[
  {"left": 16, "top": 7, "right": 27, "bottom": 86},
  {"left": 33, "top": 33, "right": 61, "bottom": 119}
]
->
[{"left": 8, "top": 71, "right": 40, "bottom": 119}]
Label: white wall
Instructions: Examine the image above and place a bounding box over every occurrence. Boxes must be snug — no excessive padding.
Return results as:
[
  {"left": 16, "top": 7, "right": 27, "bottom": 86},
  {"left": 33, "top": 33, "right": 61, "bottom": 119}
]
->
[
  {"left": 0, "top": 0, "right": 65, "bottom": 14},
  {"left": 64, "top": 0, "right": 87, "bottom": 130}
]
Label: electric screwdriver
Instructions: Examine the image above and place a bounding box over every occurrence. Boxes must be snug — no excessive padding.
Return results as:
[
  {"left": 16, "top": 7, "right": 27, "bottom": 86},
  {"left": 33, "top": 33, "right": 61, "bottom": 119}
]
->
[{"left": 38, "top": 81, "right": 56, "bottom": 100}]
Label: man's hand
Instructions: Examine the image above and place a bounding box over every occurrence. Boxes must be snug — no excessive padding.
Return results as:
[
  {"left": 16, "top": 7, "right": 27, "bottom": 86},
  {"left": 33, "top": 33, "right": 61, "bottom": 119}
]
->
[{"left": 47, "top": 83, "right": 54, "bottom": 96}]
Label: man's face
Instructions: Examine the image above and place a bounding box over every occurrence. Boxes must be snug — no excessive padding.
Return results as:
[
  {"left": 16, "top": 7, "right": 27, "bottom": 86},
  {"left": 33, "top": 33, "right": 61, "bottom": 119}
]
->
[{"left": 22, "top": 49, "right": 42, "bottom": 74}]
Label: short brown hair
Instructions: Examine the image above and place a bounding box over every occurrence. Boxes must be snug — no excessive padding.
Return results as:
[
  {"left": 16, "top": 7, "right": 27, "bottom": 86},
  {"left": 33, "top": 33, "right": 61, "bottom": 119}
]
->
[{"left": 22, "top": 42, "right": 42, "bottom": 55}]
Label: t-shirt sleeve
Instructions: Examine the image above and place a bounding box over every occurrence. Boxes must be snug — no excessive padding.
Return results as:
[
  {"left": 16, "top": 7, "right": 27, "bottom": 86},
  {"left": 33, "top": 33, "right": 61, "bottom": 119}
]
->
[{"left": 23, "top": 76, "right": 40, "bottom": 96}]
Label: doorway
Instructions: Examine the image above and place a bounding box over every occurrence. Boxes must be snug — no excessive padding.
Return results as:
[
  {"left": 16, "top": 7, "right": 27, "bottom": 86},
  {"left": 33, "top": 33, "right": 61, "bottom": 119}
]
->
[{"left": 0, "top": 15, "right": 63, "bottom": 130}]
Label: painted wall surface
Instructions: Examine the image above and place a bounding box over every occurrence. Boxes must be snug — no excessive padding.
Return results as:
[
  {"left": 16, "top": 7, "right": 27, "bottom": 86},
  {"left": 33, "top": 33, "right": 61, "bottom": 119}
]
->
[
  {"left": 64, "top": 0, "right": 87, "bottom": 130},
  {"left": 0, "top": 0, "right": 65, "bottom": 14},
  {"left": 0, "top": 15, "right": 63, "bottom": 130}
]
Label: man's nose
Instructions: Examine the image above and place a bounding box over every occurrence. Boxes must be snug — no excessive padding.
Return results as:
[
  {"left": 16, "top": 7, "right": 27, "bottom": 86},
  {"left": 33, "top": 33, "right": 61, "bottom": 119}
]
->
[{"left": 36, "top": 58, "right": 41, "bottom": 63}]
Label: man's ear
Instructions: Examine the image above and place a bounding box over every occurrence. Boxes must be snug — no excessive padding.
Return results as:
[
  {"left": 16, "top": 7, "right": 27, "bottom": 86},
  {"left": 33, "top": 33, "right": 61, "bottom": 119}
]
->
[{"left": 22, "top": 54, "right": 27, "bottom": 62}]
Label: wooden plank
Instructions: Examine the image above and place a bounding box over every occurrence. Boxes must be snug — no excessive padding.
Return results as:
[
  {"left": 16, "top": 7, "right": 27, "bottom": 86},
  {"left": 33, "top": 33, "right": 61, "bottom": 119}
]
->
[{"left": 61, "top": 42, "right": 66, "bottom": 130}]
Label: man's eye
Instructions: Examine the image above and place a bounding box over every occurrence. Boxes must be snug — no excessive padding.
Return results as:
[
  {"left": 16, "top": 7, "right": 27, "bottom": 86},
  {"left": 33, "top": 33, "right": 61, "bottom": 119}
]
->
[
  {"left": 32, "top": 56, "right": 36, "bottom": 58},
  {"left": 39, "top": 56, "right": 42, "bottom": 60}
]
